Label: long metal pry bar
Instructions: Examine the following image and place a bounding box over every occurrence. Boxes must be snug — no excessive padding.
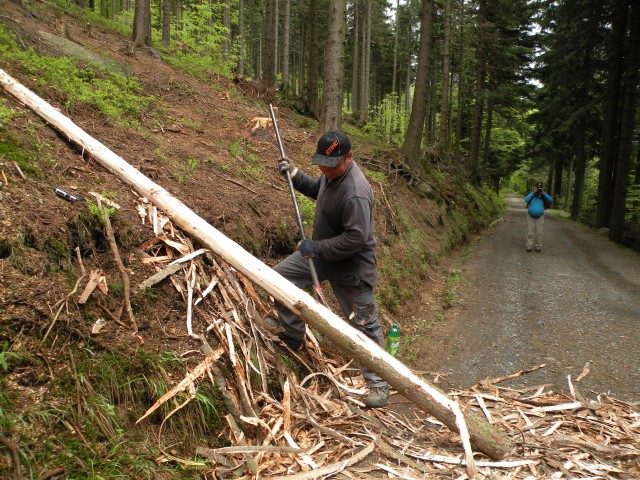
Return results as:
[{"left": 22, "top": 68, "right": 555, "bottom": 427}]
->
[{"left": 269, "top": 103, "right": 326, "bottom": 305}]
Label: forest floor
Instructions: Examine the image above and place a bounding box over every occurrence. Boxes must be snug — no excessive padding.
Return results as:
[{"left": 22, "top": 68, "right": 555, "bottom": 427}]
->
[{"left": 1, "top": 1, "right": 639, "bottom": 478}]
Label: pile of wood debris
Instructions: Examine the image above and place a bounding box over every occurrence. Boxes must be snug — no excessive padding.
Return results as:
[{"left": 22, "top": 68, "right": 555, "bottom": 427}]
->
[{"left": 120, "top": 198, "right": 639, "bottom": 479}]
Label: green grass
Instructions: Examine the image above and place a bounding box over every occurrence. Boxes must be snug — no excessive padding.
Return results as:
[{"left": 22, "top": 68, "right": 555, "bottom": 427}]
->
[
  {"left": 0, "top": 24, "right": 148, "bottom": 123},
  {"left": 0, "top": 343, "right": 226, "bottom": 479},
  {"left": 0, "top": 98, "right": 17, "bottom": 129},
  {"left": 377, "top": 210, "right": 432, "bottom": 313}
]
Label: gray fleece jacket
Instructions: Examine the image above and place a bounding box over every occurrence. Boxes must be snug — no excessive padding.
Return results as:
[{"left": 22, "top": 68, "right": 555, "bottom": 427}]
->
[{"left": 292, "top": 160, "right": 378, "bottom": 287}]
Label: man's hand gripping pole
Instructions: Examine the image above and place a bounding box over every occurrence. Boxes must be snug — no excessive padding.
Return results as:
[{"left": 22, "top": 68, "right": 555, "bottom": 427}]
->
[{"left": 269, "top": 103, "right": 327, "bottom": 305}]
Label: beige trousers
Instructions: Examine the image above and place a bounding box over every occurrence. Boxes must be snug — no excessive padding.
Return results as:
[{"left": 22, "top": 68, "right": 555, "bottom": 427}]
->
[{"left": 526, "top": 215, "right": 544, "bottom": 250}]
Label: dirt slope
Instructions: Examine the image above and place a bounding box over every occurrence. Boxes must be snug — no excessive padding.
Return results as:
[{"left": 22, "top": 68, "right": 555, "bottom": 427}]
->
[{"left": 410, "top": 194, "right": 640, "bottom": 403}]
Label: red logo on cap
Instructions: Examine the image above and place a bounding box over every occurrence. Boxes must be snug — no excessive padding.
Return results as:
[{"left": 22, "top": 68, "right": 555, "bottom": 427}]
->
[{"left": 325, "top": 140, "right": 339, "bottom": 156}]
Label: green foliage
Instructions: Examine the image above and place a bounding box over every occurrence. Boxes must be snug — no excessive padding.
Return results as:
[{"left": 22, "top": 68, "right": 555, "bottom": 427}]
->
[
  {"left": 441, "top": 209, "right": 470, "bottom": 251},
  {"left": 157, "top": 0, "right": 235, "bottom": 80},
  {"left": 94, "top": 7, "right": 134, "bottom": 37},
  {"left": 229, "top": 138, "right": 245, "bottom": 159},
  {"left": 0, "top": 346, "right": 226, "bottom": 478},
  {"left": 0, "top": 24, "right": 147, "bottom": 122},
  {"left": 0, "top": 387, "right": 15, "bottom": 431},
  {"left": 0, "top": 98, "right": 17, "bottom": 129},
  {"left": 45, "top": 237, "right": 71, "bottom": 267},
  {"left": 86, "top": 199, "right": 115, "bottom": 223},
  {"left": 154, "top": 148, "right": 168, "bottom": 161},
  {"left": 164, "top": 52, "right": 233, "bottom": 82},
  {"left": 365, "top": 169, "right": 389, "bottom": 186},
  {"left": 174, "top": 157, "right": 202, "bottom": 184},
  {"left": 0, "top": 137, "right": 41, "bottom": 175},
  {"left": 486, "top": 127, "right": 525, "bottom": 180},
  {"left": 108, "top": 280, "right": 123, "bottom": 296},
  {"left": 0, "top": 341, "right": 20, "bottom": 372},
  {"left": 240, "top": 150, "right": 264, "bottom": 180},
  {"left": 377, "top": 211, "right": 431, "bottom": 313},
  {"left": 296, "top": 194, "right": 316, "bottom": 234},
  {"left": 465, "top": 185, "right": 506, "bottom": 226},
  {"left": 224, "top": 139, "right": 265, "bottom": 180},
  {"left": 360, "top": 92, "right": 409, "bottom": 145},
  {"left": 626, "top": 181, "right": 640, "bottom": 223}
]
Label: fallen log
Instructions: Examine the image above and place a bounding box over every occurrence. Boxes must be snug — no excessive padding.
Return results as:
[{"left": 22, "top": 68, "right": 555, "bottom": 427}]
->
[{"left": 0, "top": 67, "right": 513, "bottom": 460}]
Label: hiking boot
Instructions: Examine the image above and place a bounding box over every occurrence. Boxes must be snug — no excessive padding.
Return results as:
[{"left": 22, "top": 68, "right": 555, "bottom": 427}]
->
[
  {"left": 277, "top": 332, "right": 302, "bottom": 351},
  {"left": 364, "top": 385, "right": 389, "bottom": 408},
  {"left": 535, "top": 247, "right": 541, "bottom": 252},
  {"left": 526, "top": 247, "right": 532, "bottom": 252}
]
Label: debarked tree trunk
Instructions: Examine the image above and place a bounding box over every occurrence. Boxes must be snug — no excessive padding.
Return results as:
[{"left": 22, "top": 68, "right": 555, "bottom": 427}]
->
[{"left": 0, "top": 68, "right": 513, "bottom": 460}]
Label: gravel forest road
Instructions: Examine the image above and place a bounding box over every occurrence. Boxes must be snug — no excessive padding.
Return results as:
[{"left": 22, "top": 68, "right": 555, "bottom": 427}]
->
[{"left": 426, "top": 193, "right": 640, "bottom": 403}]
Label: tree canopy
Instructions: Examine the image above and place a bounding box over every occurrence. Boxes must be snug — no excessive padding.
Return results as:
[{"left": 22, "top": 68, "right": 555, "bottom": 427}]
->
[{"left": 77, "top": 0, "right": 640, "bottom": 248}]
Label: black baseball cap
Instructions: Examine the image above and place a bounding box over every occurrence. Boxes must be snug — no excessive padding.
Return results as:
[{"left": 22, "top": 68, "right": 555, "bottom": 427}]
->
[{"left": 312, "top": 131, "right": 351, "bottom": 167}]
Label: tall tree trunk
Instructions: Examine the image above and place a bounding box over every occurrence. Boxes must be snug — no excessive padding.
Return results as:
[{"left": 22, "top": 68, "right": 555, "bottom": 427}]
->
[
  {"left": 481, "top": 94, "right": 493, "bottom": 175},
  {"left": 161, "top": 0, "right": 170, "bottom": 47},
  {"left": 633, "top": 149, "right": 640, "bottom": 250},
  {"left": 358, "top": 0, "right": 370, "bottom": 125},
  {"left": 359, "top": 3, "right": 365, "bottom": 120},
  {"left": 262, "top": 0, "right": 278, "bottom": 86},
  {"left": 454, "top": 1, "right": 466, "bottom": 157},
  {"left": 405, "top": 60, "right": 411, "bottom": 113},
  {"left": 610, "top": 0, "right": 640, "bottom": 243},
  {"left": 223, "top": 0, "right": 231, "bottom": 55},
  {"left": 320, "top": 0, "right": 347, "bottom": 130},
  {"left": 298, "top": 21, "right": 305, "bottom": 96},
  {"left": 571, "top": 127, "right": 587, "bottom": 220},
  {"left": 364, "top": 0, "right": 372, "bottom": 121},
  {"left": 400, "top": 0, "right": 434, "bottom": 167},
  {"left": 132, "top": 0, "right": 152, "bottom": 49},
  {"left": 238, "top": 0, "right": 245, "bottom": 76},
  {"left": 308, "top": 0, "right": 319, "bottom": 118},
  {"left": 438, "top": 0, "right": 452, "bottom": 151},
  {"left": 389, "top": 0, "right": 400, "bottom": 142},
  {"left": 280, "top": 0, "right": 290, "bottom": 93},
  {"left": 351, "top": 0, "right": 360, "bottom": 119},
  {"left": 423, "top": 61, "right": 436, "bottom": 145},
  {"left": 596, "top": 1, "right": 628, "bottom": 228},
  {"left": 447, "top": 68, "right": 454, "bottom": 147},
  {"left": 455, "top": 72, "right": 464, "bottom": 156},
  {"left": 469, "top": 0, "right": 487, "bottom": 183},
  {"left": 553, "top": 154, "right": 563, "bottom": 202},
  {"left": 565, "top": 156, "right": 573, "bottom": 212},
  {"left": 275, "top": 0, "right": 279, "bottom": 74},
  {"left": 430, "top": 61, "right": 438, "bottom": 143}
]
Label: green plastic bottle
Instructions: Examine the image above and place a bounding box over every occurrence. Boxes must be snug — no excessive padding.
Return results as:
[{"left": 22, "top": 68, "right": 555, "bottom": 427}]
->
[{"left": 386, "top": 323, "right": 400, "bottom": 357}]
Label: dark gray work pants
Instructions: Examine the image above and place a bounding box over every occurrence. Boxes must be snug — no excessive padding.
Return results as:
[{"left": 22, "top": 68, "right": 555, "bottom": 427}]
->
[{"left": 273, "top": 252, "right": 387, "bottom": 388}]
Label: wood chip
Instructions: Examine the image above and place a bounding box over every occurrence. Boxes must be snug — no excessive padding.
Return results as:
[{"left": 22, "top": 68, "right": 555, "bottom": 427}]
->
[{"left": 129, "top": 202, "right": 640, "bottom": 479}]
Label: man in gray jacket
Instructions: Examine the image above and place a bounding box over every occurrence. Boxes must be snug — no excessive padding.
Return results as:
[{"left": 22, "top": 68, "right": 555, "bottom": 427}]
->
[{"left": 274, "top": 131, "right": 389, "bottom": 408}]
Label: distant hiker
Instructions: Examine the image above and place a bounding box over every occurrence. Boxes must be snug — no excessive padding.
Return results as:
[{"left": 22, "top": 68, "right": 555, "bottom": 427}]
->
[
  {"left": 524, "top": 182, "right": 553, "bottom": 252},
  {"left": 274, "top": 131, "right": 390, "bottom": 408}
]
